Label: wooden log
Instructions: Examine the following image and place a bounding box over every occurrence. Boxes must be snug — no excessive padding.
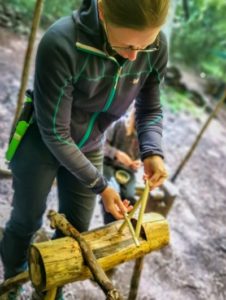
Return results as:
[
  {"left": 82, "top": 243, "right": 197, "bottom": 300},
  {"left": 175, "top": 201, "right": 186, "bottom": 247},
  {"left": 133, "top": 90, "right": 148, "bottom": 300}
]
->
[
  {"left": 0, "top": 228, "right": 51, "bottom": 296},
  {"left": 28, "top": 212, "right": 169, "bottom": 291}
]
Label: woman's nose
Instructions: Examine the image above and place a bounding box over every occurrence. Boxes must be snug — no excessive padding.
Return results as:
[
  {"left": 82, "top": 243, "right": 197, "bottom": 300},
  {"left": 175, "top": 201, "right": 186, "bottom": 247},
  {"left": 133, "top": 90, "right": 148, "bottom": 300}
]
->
[{"left": 126, "top": 50, "right": 139, "bottom": 61}]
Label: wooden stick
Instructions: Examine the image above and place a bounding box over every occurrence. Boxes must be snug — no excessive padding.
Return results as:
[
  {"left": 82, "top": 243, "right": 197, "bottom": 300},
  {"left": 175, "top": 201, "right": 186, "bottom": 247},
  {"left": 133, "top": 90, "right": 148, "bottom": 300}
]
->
[
  {"left": 171, "top": 89, "right": 226, "bottom": 182},
  {"left": 118, "top": 196, "right": 142, "bottom": 232},
  {"left": 127, "top": 257, "right": 144, "bottom": 300},
  {"left": 135, "top": 182, "right": 150, "bottom": 238},
  {"left": 44, "top": 288, "right": 57, "bottom": 300},
  {"left": 47, "top": 210, "right": 123, "bottom": 300},
  {"left": 1, "top": 0, "right": 44, "bottom": 182},
  {"left": 123, "top": 213, "right": 140, "bottom": 247},
  {"left": 11, "top": 0, "right": 44, "bottom": 128},
  {"left": 0, "top": 271, "right": 29, "bottom": 296}
]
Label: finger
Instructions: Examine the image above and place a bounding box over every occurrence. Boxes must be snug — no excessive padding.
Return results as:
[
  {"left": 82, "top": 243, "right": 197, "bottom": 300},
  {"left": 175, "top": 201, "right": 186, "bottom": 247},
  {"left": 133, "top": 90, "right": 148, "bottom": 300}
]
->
[
  {"left": 112, "top": 203, "right": 133, "bottom": 219},
  {"left": 149, "top": 170, "right": 167, "bottom": 184},
  {"left": 149, "top": 171, "right": 161, "bottom": 181},
  {"left": 115, "top": 197, "right": 127, "bottom": 215},
  {"left": 149, "top": 174, "right": 168, "bottom": 189},
  {"left": 122, "top": 199, "right": 130, "bottom": 208},
  {"left": 110, "top": 208, "right": 125, "bottom": 220},
  {"left": 127, "top": 205, "right": 134, "bottom": 213},
  {"left": 146, "top": 173, "right": 160, "bottom": 189},
  {"left": 150, "top": 178, "right": 164, "bottom": 189},
  {"left": 143, "top": 173, "right": 149, "bottom": 182}
]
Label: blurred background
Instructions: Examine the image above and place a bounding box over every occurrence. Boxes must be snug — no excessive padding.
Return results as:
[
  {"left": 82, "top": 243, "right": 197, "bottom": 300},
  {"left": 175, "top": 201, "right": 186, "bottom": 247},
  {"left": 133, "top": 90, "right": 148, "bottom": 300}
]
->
[{"left": 0, "top": 0, "right": 226, "bottom": 299}]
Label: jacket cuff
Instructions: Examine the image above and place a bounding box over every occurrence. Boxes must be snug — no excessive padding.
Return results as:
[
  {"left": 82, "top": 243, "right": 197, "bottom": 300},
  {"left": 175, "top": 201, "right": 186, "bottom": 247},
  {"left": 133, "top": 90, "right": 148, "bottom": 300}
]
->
[
  {"left": 141, "top": 151, "right": 164, "bottom": 161},
  {"left": 91, "top": 176, "right": 108, "bottom": 194}
]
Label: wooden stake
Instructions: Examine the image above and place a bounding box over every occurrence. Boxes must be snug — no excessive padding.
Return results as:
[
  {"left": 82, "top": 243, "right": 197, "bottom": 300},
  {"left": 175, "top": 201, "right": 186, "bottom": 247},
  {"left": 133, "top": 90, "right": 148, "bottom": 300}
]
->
[
  {"left": 127, "top": 257, "right": 144, "bottom": 300},
  {"left": 44, "top": 288, "right": 57, "bottom": 300},
  {"left": 171, "top": 89, "right": 226, "bottom": 182},
  {"left": 126, "top": 182, "right": 149, "bottom": 300}
]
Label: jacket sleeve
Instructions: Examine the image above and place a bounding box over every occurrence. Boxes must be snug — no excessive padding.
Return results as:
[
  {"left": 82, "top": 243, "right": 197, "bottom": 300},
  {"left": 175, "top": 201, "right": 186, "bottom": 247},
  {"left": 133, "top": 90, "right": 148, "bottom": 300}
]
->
[
  {"left": 135, "top": 32, "right": 168, "bottom": 161},
  {"left": 33, "top": 28, "right": 107, "bottom": 194}
]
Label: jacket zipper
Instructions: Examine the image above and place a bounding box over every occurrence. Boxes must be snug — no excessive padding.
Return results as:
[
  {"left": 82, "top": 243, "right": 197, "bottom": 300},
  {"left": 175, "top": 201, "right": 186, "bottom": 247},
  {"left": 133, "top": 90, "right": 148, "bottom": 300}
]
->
[{"left": 76, "top": 42, "right": 123, "bottom": 148}]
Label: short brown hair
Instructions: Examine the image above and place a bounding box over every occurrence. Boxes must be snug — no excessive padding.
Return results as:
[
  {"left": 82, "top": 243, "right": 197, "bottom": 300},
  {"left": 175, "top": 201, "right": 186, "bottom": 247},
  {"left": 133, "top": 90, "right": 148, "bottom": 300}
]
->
[{"left": 100, "top": 0, "right": 170, "bottom": 29}]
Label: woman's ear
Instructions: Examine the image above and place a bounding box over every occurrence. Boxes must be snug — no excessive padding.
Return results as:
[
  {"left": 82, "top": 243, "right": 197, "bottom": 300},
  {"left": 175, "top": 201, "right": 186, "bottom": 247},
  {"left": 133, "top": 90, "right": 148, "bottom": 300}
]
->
[{"left": 98, "top": 0, "right": 104, "bottom": 21}]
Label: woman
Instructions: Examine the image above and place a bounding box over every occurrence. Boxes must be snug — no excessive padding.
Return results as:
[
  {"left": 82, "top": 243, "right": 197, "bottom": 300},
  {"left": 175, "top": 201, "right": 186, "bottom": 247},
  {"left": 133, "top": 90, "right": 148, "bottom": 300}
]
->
[{"left": 0, "top": 0, "right": 169, "bottom": 298}]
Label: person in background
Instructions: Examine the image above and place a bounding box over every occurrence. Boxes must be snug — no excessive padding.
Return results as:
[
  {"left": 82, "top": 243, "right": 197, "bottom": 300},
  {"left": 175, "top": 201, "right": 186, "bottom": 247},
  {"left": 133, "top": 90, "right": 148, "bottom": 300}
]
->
[
  {"left": 0, "top": 0, "right": 169, "bottom": 299},
  {"left": 102, "top": 108, "right": 141, "bottom": 224}
]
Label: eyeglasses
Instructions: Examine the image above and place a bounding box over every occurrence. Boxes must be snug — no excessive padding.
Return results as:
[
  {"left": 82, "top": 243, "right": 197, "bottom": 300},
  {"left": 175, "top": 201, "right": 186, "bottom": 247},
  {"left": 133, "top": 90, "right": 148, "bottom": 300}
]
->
[
  {"left": 103, "top": 21, "right": 159, "bottom": 54},
  {"left": 110, "top": 43, "right": 159, "bottom": 53}
]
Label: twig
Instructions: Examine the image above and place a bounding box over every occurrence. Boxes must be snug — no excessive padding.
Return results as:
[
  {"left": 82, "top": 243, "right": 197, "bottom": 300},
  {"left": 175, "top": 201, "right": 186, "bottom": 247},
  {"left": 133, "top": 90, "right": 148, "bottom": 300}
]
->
[
  {"left": 0, "top": 271, "right": 29, "bottom": 296},
  {"left": 47, "top": 210, "right": 123, "bottom": 300},
  {"left": 118, "top": 197, "right": 142, "bottom": 233}
]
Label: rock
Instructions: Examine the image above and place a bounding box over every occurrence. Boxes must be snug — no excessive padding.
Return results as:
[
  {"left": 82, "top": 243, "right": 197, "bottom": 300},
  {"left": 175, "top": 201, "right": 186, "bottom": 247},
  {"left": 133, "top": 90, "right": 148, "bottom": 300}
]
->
[{"left": 0, "top": 205, "right": 12, "bottom": 239}]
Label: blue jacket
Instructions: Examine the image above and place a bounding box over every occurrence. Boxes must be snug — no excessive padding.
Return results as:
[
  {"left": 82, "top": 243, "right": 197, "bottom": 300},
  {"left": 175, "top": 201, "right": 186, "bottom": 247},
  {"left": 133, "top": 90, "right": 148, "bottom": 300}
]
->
[{"left": 33, "top": 0, "right": 168, "bottom": 194}]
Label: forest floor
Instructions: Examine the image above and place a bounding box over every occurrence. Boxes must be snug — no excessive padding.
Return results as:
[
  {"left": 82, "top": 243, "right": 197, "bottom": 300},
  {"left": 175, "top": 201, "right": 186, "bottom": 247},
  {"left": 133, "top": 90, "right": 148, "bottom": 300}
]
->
[{"left": 0, "top": 27, "right": 226, "bottom": 300}]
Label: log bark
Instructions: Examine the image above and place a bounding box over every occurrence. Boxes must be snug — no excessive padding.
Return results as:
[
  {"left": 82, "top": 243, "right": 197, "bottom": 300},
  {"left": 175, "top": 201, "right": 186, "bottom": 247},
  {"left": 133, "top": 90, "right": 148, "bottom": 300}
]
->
[{"left": 28, "top": 212, "right": 169, "bottom": 292}]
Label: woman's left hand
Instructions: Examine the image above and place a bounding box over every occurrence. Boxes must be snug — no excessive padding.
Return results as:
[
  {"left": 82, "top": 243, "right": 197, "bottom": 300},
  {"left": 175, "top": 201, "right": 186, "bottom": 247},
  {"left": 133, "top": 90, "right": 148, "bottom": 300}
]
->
[{"left": 143, "top": 155, "right": 168, "bottom": 190}]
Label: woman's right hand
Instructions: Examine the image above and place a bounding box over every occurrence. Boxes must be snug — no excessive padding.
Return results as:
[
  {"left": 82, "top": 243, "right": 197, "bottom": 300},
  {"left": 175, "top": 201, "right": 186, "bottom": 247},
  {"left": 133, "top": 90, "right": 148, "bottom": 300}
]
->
[{"left": 100, "top": 186, "right": 133, "bottom": 219}]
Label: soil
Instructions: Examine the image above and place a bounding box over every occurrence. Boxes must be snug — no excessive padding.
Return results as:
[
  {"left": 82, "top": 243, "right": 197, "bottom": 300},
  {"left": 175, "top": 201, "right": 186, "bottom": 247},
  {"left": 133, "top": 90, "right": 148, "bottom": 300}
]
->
[{"left": 0, "top": 27, "right": 226, "bottom": 300}]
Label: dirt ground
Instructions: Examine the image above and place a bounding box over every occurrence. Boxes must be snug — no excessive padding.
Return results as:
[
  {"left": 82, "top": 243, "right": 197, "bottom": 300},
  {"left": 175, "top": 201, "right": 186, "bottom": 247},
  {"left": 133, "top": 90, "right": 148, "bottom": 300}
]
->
[{"left": 0, "top": 27, "right": 226, "bottom": 300}]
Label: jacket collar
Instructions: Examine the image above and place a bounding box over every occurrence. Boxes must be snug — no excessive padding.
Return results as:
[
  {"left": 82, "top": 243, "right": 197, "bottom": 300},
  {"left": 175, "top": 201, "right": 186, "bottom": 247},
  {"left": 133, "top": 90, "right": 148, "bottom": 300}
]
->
[{"left": 72, "top": 0, "right": 105, "bottom": 50}]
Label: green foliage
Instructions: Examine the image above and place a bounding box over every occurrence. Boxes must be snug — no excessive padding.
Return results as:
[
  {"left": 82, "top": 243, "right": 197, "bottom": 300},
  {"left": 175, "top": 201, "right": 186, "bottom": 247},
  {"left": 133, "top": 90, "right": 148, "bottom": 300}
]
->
[
  {"left": 2, "top": 0, "right": 82, "bottom": 28},
  {"left": 42, "top": 0, "right": 82, "bottom": 27},
  {"left": 3, "top": 0, "right": 35, "bottom": 22},
  {"left": 5, "top": 0, "right": 35, "bottom": 15},
  {"left": 171, "top": 0, "right": 226, "bottom": 81},
  {"left": 161, "top": 86, "right": 205, "bottom": 117},
  {"left": 2, "top": 0, "right": 225, "bottom": 83}
]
